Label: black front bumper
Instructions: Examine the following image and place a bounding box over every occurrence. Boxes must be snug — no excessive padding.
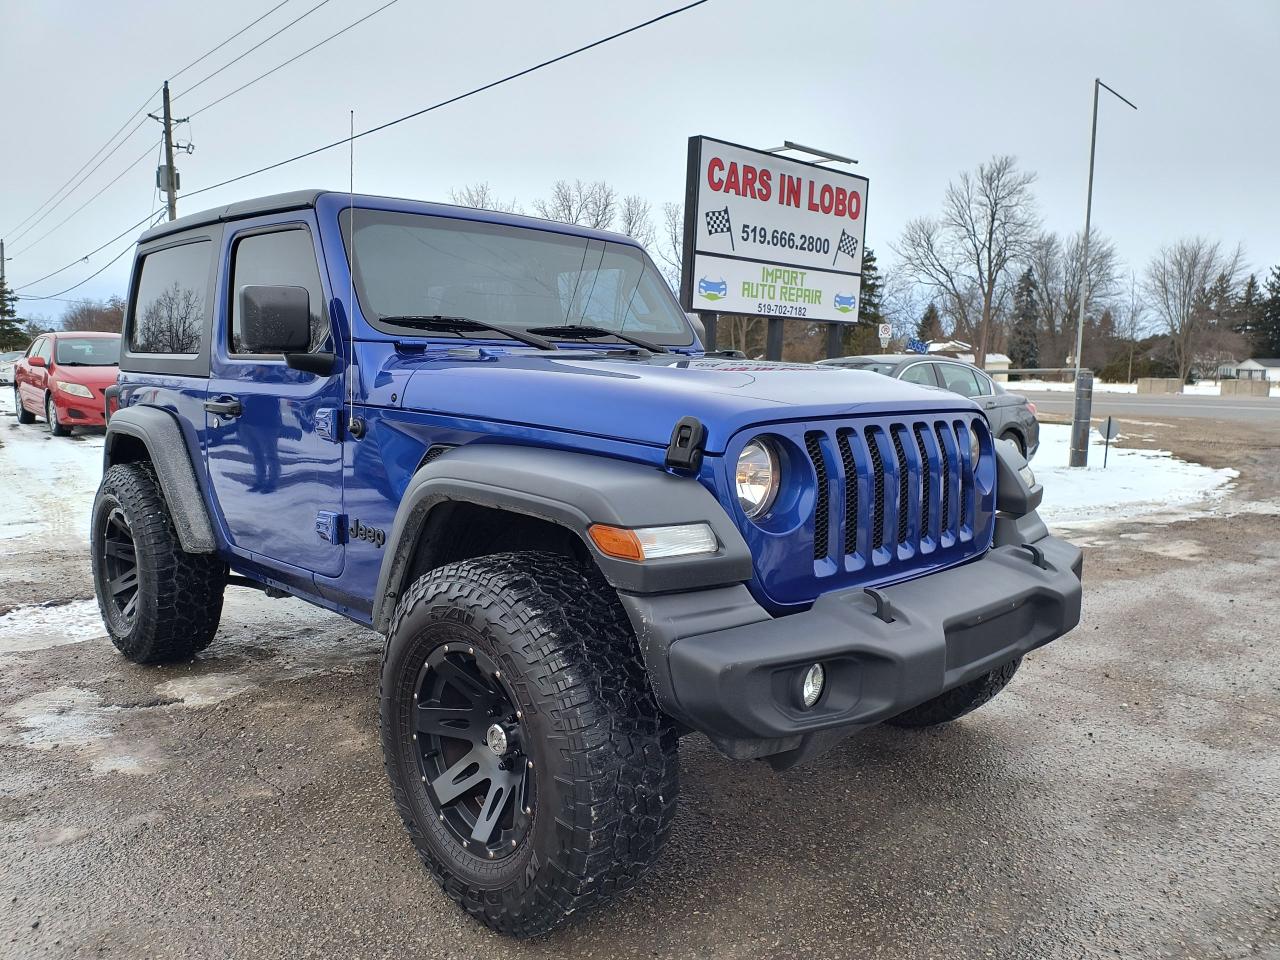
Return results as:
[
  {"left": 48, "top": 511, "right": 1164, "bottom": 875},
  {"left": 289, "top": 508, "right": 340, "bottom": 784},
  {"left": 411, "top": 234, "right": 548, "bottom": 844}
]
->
[{"left": 621, "top": 533, "right": 1082, "bottom": 764}]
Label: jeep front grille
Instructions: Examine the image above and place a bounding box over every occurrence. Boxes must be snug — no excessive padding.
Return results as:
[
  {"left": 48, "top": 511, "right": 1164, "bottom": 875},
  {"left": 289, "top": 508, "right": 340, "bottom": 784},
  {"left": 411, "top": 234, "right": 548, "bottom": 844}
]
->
[{"left": 801, "top": 416, "right": 983, "bottom": 573}]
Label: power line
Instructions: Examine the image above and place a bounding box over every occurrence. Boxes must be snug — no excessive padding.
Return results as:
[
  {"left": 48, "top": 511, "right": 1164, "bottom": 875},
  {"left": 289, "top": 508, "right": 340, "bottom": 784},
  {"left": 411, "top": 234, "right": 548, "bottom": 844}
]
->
[
  {"left": 173, "top": 0, "right": 336, "bottom": 102},
  {"left": 14, "top": 1, "right": 710, "bottom": 297},
  {"left": 181, "top": 0, "right": 711, "bottom": 203},
  {"left": 3, "top": 99, "right": 157, "bottom": 241},
  {"left": 11, "top": 138, "right": 163, "bottom": 258},
  {"left": 18, "top": 212, "right": 167, "bottom": 301},
  {"left": 168, "top": 0, "right": 295, "bottom": 82},
  {"left": 187, "top": 0, "right": 400, "bottom": 120}
]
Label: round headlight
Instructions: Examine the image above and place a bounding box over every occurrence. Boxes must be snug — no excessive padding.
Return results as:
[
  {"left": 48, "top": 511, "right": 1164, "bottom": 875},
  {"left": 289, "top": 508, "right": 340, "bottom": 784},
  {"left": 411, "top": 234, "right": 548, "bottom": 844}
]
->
[
  {"left": 736, "top": 439, "right": 779, "bottom": 519},
  {"left": 969, "top": 425, "right": 982, "bottom": 465}
]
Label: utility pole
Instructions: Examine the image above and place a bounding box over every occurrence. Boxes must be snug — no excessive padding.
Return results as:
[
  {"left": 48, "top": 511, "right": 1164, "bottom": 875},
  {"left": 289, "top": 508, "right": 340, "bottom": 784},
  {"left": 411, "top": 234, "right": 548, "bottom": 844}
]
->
[
  {"left": 1, "top": 239, "right": 6, "bottom": 288},
  {"left": 1069, "top": 77, "right": 1136, "bottom": 467},
  {"left": 160, "top": 82, "right": 178, "bottom": 221}
]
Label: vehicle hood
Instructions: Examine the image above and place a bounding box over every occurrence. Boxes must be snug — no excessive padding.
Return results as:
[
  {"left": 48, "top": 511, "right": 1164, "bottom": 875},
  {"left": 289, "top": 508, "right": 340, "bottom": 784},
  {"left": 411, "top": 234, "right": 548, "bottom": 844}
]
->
[
  {"left": 51, "top": 364, "right": 119, "bottom": 389},
  {"left": 396, "top": 350, "right": 979, "bottom": 453}
]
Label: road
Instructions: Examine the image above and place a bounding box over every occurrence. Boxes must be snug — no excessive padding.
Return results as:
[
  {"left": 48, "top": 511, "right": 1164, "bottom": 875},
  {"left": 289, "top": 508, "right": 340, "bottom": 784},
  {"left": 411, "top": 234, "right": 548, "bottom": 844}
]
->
[
  {"left": 2, "top": 403, "right": 1278, "bottom": 959},
  {"left": 1020, "top": 389, "right": 1278, "bottom": 425}
]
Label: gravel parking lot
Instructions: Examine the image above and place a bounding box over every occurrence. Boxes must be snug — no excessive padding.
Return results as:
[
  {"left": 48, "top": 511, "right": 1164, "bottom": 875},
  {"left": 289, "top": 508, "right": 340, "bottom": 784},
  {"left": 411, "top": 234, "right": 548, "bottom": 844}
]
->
[{"left": 2, "top": 409, "right": 1278, "bottom": 960}]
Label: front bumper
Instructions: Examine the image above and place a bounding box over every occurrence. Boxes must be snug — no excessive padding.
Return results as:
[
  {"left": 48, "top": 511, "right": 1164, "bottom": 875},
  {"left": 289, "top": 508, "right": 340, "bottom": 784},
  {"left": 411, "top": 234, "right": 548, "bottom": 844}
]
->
[
  {"left": 621, "top": 531, "right": 1081, "bottom": 764},
  {"left": 53, "top": 390, "right": 107, "bottom": 426}
]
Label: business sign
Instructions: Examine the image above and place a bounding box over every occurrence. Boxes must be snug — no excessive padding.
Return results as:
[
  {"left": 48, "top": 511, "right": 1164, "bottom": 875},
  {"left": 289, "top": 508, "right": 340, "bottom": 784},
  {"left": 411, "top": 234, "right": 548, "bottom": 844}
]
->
[{"left": 680, "top": 135, "right": 869, "bottom": 324}]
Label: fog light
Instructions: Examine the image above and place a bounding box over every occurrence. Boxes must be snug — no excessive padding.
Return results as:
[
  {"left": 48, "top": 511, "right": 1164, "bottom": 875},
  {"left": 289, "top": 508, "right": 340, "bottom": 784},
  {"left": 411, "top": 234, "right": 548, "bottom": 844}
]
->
[{"left": 800, "top": 663, "right": 825, "bottom": 709}]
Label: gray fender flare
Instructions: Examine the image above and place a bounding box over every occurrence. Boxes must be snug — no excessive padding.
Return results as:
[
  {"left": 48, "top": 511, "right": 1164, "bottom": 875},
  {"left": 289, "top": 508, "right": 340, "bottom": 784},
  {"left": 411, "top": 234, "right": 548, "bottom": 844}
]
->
[
  {"left": 372, "top": 444, "right": 752, "bottom": 633},
  {"left": 103, "top": 406, "right": 217, "bottom": 554}
]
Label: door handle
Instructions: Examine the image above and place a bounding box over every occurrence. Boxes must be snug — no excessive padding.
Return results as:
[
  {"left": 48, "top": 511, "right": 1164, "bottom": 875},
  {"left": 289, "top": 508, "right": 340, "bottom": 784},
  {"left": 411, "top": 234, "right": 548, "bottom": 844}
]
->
[{"left": 204, "top": 397, "right": 242, "bottom": 418}]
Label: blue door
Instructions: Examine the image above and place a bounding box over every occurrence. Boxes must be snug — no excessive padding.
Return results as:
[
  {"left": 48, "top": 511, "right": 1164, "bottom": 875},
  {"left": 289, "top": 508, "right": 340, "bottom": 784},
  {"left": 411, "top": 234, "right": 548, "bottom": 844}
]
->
[{"left": 204, "top": 221, "right": 346, "bottom": 578}]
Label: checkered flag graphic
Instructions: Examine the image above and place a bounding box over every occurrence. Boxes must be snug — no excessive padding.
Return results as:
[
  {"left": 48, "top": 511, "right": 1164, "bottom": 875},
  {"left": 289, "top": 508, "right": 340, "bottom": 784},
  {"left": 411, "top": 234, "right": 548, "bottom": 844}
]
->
[
  {"left": 833, "top": 229, "right": 858, "bottom": 265},
  {"left": 704, "top": 207, "right": 735, "bottom": 250}
]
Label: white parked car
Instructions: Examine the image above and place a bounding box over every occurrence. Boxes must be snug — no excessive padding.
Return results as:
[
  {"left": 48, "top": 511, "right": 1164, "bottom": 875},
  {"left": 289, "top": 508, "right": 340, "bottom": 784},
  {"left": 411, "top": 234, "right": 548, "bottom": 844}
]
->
[{"left": 0, "top": 350, "right": 25, "bottom": 385}]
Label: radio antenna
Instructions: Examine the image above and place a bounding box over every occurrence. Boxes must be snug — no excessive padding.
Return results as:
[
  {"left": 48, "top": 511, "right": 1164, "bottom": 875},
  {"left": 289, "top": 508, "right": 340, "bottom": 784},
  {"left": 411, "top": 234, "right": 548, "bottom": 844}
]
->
[{"left": 347, "top": 109, "right": 356, "bottom": 431}]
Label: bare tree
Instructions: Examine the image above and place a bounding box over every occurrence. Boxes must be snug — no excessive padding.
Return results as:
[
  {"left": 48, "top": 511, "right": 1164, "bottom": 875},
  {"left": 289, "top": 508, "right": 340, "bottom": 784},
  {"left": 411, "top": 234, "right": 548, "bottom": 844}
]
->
[
  {"left": 534, "top": 179, "right": 617, "bottom": 230},
  {"left": 652, "top": 201, "right": 684, "bottom": 290},
  {"left": 1111, "top": 274, "right": 1148, "bottom": 382},
  {"left": 617, "top": 194, "right": 655, "bottom": 249},
  {"left": 61, "top": 296, "right": 126, "bottom": 333},
  {"left": 1143, "top": 237, "right": 1244, "bottom": 382},
  {"left": 1027, "top": 230, "right": 1121, "bottom": 364},
  {"left": 894, "top": 155, "right": 1039, "bottom": 367},
  {"left": 449, "top": 182, "right": 520, "bottom": 214}
]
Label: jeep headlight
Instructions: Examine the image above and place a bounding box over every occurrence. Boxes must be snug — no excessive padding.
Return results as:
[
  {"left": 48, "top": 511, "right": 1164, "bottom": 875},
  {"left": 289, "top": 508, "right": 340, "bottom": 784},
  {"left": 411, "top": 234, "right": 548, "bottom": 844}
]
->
[
  {"left": 736, "top": 439, "right": 779, "bottom": 519},
  {"left": 969, "top": 425, "right": 982, "bottom": 466},
  {"left": 56, "top": 380, "right": 93, "bottom": 399}
]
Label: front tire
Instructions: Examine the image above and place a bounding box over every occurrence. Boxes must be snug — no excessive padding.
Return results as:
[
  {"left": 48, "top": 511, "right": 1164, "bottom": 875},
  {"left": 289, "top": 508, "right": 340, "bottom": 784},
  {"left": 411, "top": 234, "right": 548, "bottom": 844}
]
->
[
  {"left": 91, "top": 463, "right": 227, "bottom": 663},
  {"left": 380, "top": 552, "right": 678, "bottom": 938},
  {"left": 15, "top": 386, "right": 35, "bottom": 424},
  {"left": 46, "top": 393, "right": 70, "bottom": 436},
  {"left": 885, "top": 657, "right": 1022, "bottom": 728},
  {"left": 999, "top": 429, "right": 1026, "bottom": 458}
]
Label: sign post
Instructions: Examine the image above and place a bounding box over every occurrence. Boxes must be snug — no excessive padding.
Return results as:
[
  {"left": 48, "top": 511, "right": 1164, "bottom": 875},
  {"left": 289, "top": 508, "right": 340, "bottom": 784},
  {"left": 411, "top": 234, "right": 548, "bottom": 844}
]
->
[
  {"left": 877, "top": 322, "right": 892, "bottom": 351},
  {"left": 680, "top": 136, "right": 869, "bottom": 360}
]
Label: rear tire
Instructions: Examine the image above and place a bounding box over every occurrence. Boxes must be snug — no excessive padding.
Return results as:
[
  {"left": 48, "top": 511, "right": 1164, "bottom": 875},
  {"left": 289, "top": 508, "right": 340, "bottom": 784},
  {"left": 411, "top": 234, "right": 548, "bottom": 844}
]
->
[
  {"left": 380, "top": 551, "right": 679, "bottom": 937},
  {"left": 886, "top": 657, "right": 1022, "bottom": 728},
  {"left": 46, "top": 393, "right": 70, "bottom": 436},
  {"left": 15, "top": 386, "right": 35, "bottom": 424},
  {"left": 91, "top": 462, "right": 227, "bottom": 664}
]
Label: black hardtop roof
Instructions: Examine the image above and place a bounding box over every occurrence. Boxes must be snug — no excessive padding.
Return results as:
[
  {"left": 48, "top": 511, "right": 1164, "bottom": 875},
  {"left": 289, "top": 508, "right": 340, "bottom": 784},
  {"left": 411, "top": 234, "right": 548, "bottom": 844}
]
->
[{"left": 138, "top": 190, "right": 325, "bottom": 243}]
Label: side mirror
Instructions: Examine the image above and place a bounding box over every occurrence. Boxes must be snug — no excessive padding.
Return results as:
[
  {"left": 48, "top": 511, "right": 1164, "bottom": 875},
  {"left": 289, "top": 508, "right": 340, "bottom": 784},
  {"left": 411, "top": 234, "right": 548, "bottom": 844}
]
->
[
  {"left": 28, "top": 356, "right": 46, "bottom": 368},
  {"left": 685, "top": 311, "right": 706, "bottom": 342},
  {"left": 238, "top": 285, "right": 311, "bottom": 354}
]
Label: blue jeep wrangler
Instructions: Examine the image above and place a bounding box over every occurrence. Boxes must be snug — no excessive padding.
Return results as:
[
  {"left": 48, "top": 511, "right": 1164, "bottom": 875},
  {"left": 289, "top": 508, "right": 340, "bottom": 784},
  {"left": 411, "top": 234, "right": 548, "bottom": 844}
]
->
[{"left": 92, "top": 190, "right": 1082, "bottom": 936}]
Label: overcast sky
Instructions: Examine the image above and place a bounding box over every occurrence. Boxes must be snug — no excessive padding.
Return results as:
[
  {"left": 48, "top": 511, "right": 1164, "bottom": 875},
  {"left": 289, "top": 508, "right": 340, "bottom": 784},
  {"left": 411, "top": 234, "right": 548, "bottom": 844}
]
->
[{"left": 3, "top": 0, "right": 1278, "bottom": 324}]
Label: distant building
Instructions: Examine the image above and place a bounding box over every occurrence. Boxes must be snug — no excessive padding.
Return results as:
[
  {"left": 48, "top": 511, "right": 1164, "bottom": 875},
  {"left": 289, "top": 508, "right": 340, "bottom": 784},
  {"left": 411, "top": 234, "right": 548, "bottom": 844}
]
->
[
  {"left": 926, "top": 339, "right": 1011, "bottom": 381},
  {"left": 1231, "top": 358, "right": 1280, "bottom": 382}
]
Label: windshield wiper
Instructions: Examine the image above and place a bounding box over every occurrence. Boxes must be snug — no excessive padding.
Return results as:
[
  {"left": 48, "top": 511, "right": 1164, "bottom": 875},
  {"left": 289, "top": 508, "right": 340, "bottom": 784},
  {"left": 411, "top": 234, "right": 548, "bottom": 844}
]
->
[
  {"left": 379, "top": 315, "right": 556, "bottom": 351},
  {"left": 526, "top": 324, "right": 668, "bottom": 354}
]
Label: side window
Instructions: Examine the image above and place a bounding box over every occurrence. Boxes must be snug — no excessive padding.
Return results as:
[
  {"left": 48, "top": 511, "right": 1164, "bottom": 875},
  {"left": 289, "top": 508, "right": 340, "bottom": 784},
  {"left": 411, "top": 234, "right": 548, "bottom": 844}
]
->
[
  {"left": 37, "top": 339, "right": 54, "bottom": 362},
  {"left": 129, "top": 241, "right": 212, "bottom": 354},
  {"left": 938, "top": 364, "right": 982, "bottom": 398},
  {"left": 25, "top": 339, "right": 42, "bottom": 358},
  {"left": 973, "top": 371, "right": 994, "bottom": 396},
  {"left": 229, "top": 229, "right": 327, "bottom": 354},
  {"left": 901, "top": 363, "right": 937, "bottom": 386}
]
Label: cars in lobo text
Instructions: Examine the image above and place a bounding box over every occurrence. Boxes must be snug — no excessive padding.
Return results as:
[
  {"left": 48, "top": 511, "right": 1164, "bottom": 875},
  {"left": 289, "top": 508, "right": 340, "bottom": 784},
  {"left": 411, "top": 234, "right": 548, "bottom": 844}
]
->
[
  {"left": 92, "top": 191, "right": 1081, "bottom": 937},
  {"left": 819, "top": 353, "right": 1041, "bottom": 459},
  {"left": 14, "top": 331, "right": 120, "bottom": 435}
]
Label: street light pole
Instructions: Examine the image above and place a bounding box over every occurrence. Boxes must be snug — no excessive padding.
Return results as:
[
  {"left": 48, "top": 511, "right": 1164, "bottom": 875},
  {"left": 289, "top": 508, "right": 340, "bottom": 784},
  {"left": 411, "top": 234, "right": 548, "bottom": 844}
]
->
[{"left": 1069, "top": 78, "right": 1136, "bottom": 467}]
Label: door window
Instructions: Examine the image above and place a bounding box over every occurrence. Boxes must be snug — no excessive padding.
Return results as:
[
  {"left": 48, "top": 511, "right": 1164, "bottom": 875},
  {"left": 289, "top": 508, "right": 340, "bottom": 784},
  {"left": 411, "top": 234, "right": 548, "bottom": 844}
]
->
[
  {"left": 938, "top": 364, "right": 983, "bottom": 398},
  {"left": 901, "top": 363, "right": 937, "bottom": 386},
  {"left": 229, "top": 228, "right": 328, "bottom": 354},
  {"left": 129, "top": 240, "right": 212, "bottom": 355},
  {"left": 37, "top": 339, "right": 53, "bottom": 363}
]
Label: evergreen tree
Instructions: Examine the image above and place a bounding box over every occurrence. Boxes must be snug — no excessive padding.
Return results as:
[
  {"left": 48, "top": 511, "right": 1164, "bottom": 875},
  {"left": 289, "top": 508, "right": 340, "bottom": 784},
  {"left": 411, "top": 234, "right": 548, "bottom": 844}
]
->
[
  {"left": 1257, "top": 266, "right": 1280, "bottom": 358},
  {"left": 845, "top": 247, "right": 883, "bottom": 354},
  {"left": 1008, "top": 268, "right": 1040, "bottom": 370},
  {"left": 1233, "top": 273, "right": 1265, "bottom": 353},
  {"left": 0, "top": 278, "right": 25, "bottom": 351},
  {"left": 915, "top": 302, "right": 942, "bottom": 342}
]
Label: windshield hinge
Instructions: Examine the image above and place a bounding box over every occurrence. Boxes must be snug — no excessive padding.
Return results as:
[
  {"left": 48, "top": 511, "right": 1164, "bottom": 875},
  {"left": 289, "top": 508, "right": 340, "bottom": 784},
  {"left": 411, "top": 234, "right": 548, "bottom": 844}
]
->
[{"left": 665, "top": 416, "right": 706, "bottom": 472}]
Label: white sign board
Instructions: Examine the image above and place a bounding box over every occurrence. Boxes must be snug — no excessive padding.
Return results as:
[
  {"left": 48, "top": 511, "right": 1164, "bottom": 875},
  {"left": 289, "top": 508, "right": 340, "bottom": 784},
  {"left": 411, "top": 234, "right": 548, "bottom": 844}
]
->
[
  {"left": 681, "top": 136, "right": 869, "bottom": 324},
  {"left": 877, "top": 323, "right": 892, "bottom": 340}
]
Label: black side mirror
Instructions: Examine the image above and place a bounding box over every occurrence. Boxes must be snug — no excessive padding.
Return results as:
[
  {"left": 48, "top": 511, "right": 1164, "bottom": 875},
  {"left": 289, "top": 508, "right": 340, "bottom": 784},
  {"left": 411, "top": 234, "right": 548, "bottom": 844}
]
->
[{"left": 239, "top": 285, "right": 311, "bottom": 354}]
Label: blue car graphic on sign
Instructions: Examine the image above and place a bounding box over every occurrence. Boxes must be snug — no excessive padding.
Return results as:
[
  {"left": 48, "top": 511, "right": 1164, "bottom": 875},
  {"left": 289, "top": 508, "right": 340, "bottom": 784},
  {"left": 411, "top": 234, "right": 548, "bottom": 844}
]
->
[
  {"left": 833, "top": 292, "right": 857, "bottom": 314},
  {"left": 698, "top": 277, "right": 728, "bottom": 301}
]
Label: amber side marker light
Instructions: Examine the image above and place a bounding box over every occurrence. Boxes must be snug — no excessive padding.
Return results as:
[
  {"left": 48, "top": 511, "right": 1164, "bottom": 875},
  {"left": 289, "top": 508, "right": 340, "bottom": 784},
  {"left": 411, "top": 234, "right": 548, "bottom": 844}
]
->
[{"left": 588, "top": 523, "right": 718, "bottom": 562}]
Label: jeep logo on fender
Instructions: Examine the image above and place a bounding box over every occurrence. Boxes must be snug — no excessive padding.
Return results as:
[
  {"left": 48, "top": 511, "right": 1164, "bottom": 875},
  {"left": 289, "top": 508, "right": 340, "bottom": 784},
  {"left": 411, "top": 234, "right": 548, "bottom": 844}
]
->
[{"left": 349, "top": 518, "right": 386, "bottom": 548}]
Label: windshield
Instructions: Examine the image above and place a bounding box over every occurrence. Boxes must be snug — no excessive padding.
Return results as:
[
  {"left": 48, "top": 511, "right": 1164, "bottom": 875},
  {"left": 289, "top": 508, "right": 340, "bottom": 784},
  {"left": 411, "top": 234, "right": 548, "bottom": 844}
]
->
[
  {"left": 55, "top": 337, "right": 120, "bottom": 366},
  {"left": 341, "top": 210, "right": 694, "bottom": 347}
]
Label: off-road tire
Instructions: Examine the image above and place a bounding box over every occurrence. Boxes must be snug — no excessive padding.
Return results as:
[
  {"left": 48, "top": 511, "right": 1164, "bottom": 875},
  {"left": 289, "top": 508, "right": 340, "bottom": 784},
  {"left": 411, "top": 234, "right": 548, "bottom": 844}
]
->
[
  {"left": 886, "top": 657, "right": 1022, "bottom": 728},
  {"left": 91, "top": 462, "right": 227, "bottom": 664},
  {"left": 380, "top": 551, "right": 679, "bottom": 938},
  {"left": 46, "top": 393, "right": 71, "bottom": 436},
  {"left": 15, "top": 386, "right": 35, "bottom": 424}
]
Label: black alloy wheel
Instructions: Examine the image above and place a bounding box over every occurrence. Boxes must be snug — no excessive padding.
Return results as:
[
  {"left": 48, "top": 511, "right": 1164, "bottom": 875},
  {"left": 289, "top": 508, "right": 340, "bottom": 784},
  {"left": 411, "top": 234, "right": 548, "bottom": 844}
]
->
[
  {"left": 98, "top": 506, "right": 140, "bottom": 629},
  {"left": 413, "top": 643, "right": 535, "bottom": 860}
]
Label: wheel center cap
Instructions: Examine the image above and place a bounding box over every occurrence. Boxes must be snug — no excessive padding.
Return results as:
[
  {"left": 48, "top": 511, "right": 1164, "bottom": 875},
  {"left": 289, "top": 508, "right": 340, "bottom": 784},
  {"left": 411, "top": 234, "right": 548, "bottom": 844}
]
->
[{"left": 485, "top": 723, "right": 509, "bottom": 756}]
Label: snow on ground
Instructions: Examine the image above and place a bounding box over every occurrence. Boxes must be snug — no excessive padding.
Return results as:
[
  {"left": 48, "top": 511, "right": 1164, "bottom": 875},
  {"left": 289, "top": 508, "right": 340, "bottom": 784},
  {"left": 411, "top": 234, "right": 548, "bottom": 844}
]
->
[
  {"left": 1011, "top": 378, "right": 1280, "bottom": 397},
  {"left": 0, "top": 600, "right": 106, "bottom": 654},
  {"left": 0, "top": 388, "right": 103, "bottom": 543},
  {"left": 1034, "top": 423, "right": 1236, "bottom": 528}
]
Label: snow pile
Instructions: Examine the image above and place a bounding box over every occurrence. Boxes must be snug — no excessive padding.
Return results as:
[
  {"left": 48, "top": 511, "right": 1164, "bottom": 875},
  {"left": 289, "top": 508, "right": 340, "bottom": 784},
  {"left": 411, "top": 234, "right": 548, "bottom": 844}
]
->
[
  {"left": 0, "top": 389, "right": 104, "bottom": 543},
  {"left": 1034, "top": 424, "right": 1236, "bottom": 528},
  {"left": 0, "top": 600, "right": 106, "bottom": 654}
]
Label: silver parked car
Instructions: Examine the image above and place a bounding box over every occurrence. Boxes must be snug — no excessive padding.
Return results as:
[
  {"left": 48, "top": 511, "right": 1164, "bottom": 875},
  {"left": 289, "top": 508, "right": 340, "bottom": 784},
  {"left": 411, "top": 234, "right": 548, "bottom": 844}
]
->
[
  {"left": 0, "top": 350, "right": 24, "bottom": 386},
  {"left": 818, "top": 354, "right": 1040, "bottom": 459}
]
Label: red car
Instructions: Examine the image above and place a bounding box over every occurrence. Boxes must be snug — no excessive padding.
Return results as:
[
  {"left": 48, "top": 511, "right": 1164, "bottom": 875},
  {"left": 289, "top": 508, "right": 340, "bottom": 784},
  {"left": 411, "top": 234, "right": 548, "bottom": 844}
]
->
[{"left": 13, "top": 331, "right": 121, "bottom": 435}]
